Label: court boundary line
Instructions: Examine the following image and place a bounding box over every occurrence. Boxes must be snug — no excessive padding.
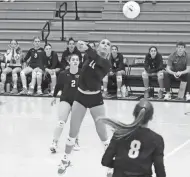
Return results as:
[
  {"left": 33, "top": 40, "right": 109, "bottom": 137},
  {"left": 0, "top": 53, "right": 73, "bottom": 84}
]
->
[{"left": 165, "top": 139, "right": 190, "bottom": 159}]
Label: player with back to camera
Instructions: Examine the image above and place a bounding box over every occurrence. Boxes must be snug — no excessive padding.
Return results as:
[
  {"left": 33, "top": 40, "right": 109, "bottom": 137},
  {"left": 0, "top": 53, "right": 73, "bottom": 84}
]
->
[
  {"left": 57, "top": 39, "right": 112, "bottom": 174},
  {"left": 99, "top": 98, "right": 166, "bottom": 177},
  {"left": 50, "top": 54, "right": 81, "bottom": 153}
]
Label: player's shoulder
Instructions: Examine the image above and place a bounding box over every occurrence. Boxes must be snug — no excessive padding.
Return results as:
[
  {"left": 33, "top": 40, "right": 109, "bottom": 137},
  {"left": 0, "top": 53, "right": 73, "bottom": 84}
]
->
[
  {"left": 59, "top": 69, "right": 69, "bottom": 76},
  {"left": 148, "top": 128, "right": 164, "bottom": 143}
]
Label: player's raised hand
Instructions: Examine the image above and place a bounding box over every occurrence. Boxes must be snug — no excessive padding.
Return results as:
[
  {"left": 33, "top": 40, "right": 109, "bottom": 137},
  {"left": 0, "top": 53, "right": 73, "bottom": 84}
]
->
[
  {"left": 51, "top": 97, "right": 56, "bottom": 106},
  {"left": 77, "top": 40, "right": 88, "bottom": 52}
]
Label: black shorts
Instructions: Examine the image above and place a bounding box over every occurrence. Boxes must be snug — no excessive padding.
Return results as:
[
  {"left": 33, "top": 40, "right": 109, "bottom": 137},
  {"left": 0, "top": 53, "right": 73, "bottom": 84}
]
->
[
  {"left": 60, "top": 97, "right": 74, "bottom": 107},
  {"left": 8, "top": 66, "right": 21, "bottom": 70},
  {"left": 75, "top": 90, "right": 104, "bottom": 108}
]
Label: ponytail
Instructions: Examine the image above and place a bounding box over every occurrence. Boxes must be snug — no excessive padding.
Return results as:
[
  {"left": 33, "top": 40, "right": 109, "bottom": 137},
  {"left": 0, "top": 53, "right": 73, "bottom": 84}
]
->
[{"left": 99, "top": 108, "right": 146, "bottom": 139}]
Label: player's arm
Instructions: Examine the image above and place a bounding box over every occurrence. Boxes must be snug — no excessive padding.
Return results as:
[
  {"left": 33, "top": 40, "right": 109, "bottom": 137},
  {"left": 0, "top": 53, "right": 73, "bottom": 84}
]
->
[
  {"left": 155, "top": 53, "right": 164, "bottom": 72},
  {"left": 23, "top": 49, "right": 31, "bottom": 63},
  {"left": 153, "top": 136, "right": 166, "bottom": 177},
  {"left": 101, "top": 136, "right": 117, "bottom": 168},
  {"left": 53, "top": 72, "right": 64, "bottom": 97},
  {"left": 77, "top": 41, "right": 97, "bottom": 60},
  {"left": 166, "top": 54, "right": 175, "bottom": 75}
]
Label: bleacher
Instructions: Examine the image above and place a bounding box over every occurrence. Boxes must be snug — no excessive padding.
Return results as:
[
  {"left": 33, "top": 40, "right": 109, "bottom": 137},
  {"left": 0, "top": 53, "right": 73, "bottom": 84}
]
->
[{"left": 0, "top": 0, "right": 189, "bottom": 100}]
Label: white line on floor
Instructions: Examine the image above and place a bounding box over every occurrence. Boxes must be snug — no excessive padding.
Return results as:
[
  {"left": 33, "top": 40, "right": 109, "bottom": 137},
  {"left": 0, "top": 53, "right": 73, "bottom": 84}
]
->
[{"left": 165, "top": 139, "right": 190, "bottom": 159}]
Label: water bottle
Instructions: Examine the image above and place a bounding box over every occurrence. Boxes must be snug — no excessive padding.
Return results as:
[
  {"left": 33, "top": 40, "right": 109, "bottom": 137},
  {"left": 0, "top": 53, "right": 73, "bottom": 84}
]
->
[{"left": 6, "top": 83, "right": 10, "bottom": 93}]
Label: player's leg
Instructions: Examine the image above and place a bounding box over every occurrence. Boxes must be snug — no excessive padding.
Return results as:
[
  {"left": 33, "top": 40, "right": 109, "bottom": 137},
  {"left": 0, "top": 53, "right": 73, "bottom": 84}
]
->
[
  {"left": 58, "top": 100, "right": 87, "bottom": 174},
  {"left": 157, "top": 70, "right": 164, "bottom": 99},
  {"left": 0, "top": 67, "right": 12, "bottom": 93},
  {"left": 28, "top": 68, "right": 37, "bottom": 95},
  {"left": 47, "top": 69, "right": 57, "bottom": 95},
  {"left": 90, "top": 104, "right": 109, "bottom": 149},
  {"left": 50, "top": 101, "right": 71, "bottom": 153},
  {"left": 116, "top": 70, "right": 125, "bottom": 98},
  {"left": 11, "top": 67, "right": 21, "bottom": 94},
  {"left": 102, "top": 74, "right": 109, "bottom": 97},
  {"left": 185, "top": 73, "right": 190, "bottom": 101},
  {"left": 36, "top": 68, "right": 43, "bottom": 95},
  {"left": 142, "top": 70, "right": 150, "bottom": 98},
  {"left": 19, "top": 67, "right": 33, "bottom": 94},
  {"left": 163, "top": 71, "right": 173, "bottom": 100}
]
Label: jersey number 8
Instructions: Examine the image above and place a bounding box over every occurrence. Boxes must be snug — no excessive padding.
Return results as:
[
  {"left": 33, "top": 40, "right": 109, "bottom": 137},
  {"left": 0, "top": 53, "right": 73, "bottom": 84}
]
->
[
  {"left": 71, "top": 80, "right": 76, "bottom": 87},
  {"left": 128, "top": 140, "right": 141, "bottom": 159}
]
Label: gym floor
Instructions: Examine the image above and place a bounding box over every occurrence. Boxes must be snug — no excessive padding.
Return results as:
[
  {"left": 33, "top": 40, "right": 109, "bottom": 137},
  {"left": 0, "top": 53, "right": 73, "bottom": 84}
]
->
[{"left": 0, "top": 96, "right": 189, "bottom": 177}]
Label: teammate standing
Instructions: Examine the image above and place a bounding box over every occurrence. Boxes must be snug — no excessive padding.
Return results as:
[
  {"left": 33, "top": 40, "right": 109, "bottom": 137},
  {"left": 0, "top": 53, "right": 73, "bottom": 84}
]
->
[{"left": 50, "top": 54, "right": 81, "bottom": 153}]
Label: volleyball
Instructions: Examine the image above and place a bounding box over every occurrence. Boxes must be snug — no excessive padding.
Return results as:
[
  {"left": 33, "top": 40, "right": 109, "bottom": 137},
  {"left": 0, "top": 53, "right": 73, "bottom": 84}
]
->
[{"left": 122, "top": 1, "right": 140, "bottom": 19}]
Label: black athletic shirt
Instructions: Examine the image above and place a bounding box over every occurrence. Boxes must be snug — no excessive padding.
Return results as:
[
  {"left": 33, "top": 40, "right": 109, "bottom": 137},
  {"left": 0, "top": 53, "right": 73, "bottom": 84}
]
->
[
  {"left": 79, "top": 46, "right": 111, "bottom": 91},
  {"left": 102, "top": 127, "right": 166, "bottom": 177},
  {"left": 53, "top": 69, "right": 80, "bottom": 102}
]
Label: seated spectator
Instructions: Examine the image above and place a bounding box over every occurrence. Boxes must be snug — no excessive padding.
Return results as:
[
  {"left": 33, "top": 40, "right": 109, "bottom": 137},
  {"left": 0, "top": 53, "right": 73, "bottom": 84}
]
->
[
  {"left": 60, "top": 37, "right": 82, "bottom": 70},
  {"left": 88, "top": 42, "right": 96, "bottom": 50},
  {"left": 142, "top": 46, "right": 164, "bottom": 99},
  {"left": 102, "top": 45, "right": 126, "bottom": 98},
  {"left": 19, "top": 36, "right": 44, "bottom": 95},
  {"left": 0, "top": 39, "right": 23, "bottom": 94},
  {"left": 43, "top": 43, "right": 60, "bottom": 95},
  {"left": 164, "top": 41, "right": 190, "bottom": 101}
]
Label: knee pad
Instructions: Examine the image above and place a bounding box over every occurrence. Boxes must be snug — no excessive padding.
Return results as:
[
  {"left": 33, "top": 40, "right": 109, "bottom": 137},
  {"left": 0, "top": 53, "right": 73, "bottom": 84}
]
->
[
  {"left": 36, "top": 72, "right": 42, "bottom": 78},
  {"left": 20, "top": 71, "right": 25, "bottom": 77},
  {"left": 157, "top": 72, "right": 164, "bottom": 79},
  {"left": 51, "top": 73, "right": 56, "bottom": 79},
  {"left": 12, "top": 73, "right": 18, "bottom": 81},
  {"left": 1, "top": 73, "right": 6, "bottom": 82},
  {"left": 142, "top": 71, "right": 148, "bottom": 79},
  {"left": 103, "top": 75, "right": 108, "bottom": 82},
  {"left": 66, "top": 136, "right": 76, "bottom": 146},
  {"left": 32, "top": 71, "right": 37, "bottom": 78},
  {"left": 116, "top": 75, "right": 122, "bottom": 82},
  {"left": 57, "top": 120, "right": 65, "bottom": 128}
]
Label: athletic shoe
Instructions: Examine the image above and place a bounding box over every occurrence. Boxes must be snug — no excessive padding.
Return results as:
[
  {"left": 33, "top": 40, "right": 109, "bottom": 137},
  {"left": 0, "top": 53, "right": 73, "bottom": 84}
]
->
[
  {"left": 117, "top": 90, "right": 122, "bottom": 98},
  {"left": 11, "top": 88, "right": 18, "bottom": 94},
  {"left": 58, "top": 159, "right": 71, "bottom": 175},
  {"left": 164, "top": 93, "right": 171, "bottom": 101},
  {"left": 36, "top": 89, "right": 43, "bottom": 95},
  {"left": 28, "top": 87, "right": 34, "bottom": 95},
  {"left": 102, "top": 90, "right": 109, "bottom": 98},
  {"left": 50, "top": 141, "right": 58, "bottom": 153},
  {"left": 19, "top": 88, "right": 28, "bottom": 95}
]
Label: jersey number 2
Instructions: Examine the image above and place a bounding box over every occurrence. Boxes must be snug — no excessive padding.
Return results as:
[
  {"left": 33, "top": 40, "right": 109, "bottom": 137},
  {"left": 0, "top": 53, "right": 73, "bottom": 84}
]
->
[
  {"left": 89, "top": 60, "right": 96, "bottom": 69},
  {"left": 71, "top": 80, "right": 76, "bottom": 87},
  {"left": 128, "top": 140, "right": 141, "bottom": 159}
]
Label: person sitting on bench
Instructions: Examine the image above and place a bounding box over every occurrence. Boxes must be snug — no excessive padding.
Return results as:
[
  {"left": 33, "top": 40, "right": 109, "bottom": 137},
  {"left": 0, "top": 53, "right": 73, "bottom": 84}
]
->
[
  {"left": 164, "top": 41, "right": 190, "bottom": 101},
  {"left": 142, "top": 46, "right": 164, "bottom": 99}
]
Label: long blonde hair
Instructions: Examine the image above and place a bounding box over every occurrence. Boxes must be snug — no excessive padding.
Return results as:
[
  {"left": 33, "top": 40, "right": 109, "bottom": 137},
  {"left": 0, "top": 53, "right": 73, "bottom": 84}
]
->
[{"left": 98, "top": 99, "right": 154, "bottom": 139}]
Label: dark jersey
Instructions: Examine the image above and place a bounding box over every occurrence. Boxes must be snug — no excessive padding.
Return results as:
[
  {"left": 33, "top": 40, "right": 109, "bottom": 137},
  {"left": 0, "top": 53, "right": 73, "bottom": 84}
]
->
[
  {"left": 42, "top": 51, "right": 59, "bottom": 69},
  {"left": 53, "top": 69, "right": 81, "bottom": 102},
  {"left": 79, "top": 46, "right": 111, "bottom": 91},
  {"left": 110, "top": 53, "right": 125, "bottom": 72},
  {"left": 23, "top": 47, "right": 44, "bottom": 69},
  {"left": 102, "top": 127, "right": 166, "bottom": 177}
]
